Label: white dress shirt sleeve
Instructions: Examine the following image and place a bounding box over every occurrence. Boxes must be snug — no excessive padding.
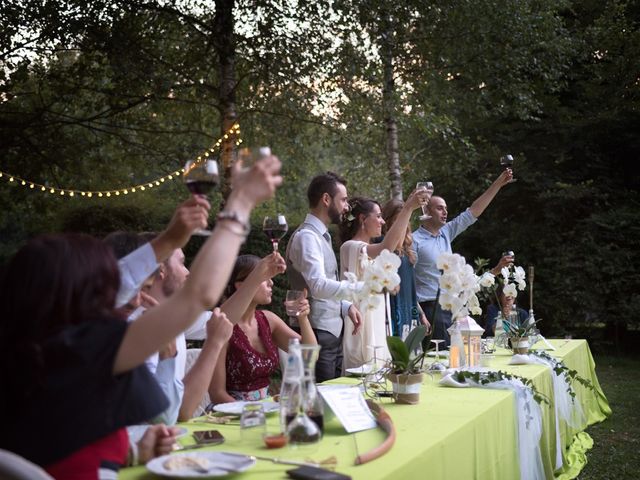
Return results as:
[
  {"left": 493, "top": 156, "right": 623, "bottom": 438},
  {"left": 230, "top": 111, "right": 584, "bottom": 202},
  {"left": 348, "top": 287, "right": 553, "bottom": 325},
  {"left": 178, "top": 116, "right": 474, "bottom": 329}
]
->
[
  {"left": 116, "top": 243, "right": 158, "bottom": 308},
  {"left": 289, "top": 229, "right": 358, "bottom": 301},
  {"left": 150, "top": 357, "right": 184, "bottom": 426}
]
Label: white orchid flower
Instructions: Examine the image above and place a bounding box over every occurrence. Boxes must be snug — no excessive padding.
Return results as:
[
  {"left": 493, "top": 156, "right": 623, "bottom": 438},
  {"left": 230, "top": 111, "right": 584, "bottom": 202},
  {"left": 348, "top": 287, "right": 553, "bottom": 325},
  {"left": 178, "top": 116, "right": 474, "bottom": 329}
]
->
[
  {"left": 517, "top": 280, "right": 526, "bottom": 291},
  {"left": 479, "top": 272, "right": 496, "bottom": 288},
  {"left": 440, "top": 272, "right": 462, "bottom": 293},
  {"left": 514, "top": 266, "right": 526, "bottom": 282},
  {"left": 503, "top": 283, "right": 518, "bottom": 299},
  {"left": 380, "top": 271, "right": 401, "bottom": 291},
  {"left": 376, "top": 249, "right": 402, "bottom": 272},
  {"left": 436, "top": 252, "right": 460, "bottom": 273},
  {"left": 501, "top": 266, "right": 510, "bottom": 281}
]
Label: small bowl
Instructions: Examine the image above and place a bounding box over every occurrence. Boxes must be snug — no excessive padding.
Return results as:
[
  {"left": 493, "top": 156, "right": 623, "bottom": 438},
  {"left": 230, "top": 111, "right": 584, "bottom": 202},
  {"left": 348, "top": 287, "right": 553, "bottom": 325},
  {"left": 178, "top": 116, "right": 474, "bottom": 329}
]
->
[{"left": 263, "top": 432, "right": 288, "bottom": 449}]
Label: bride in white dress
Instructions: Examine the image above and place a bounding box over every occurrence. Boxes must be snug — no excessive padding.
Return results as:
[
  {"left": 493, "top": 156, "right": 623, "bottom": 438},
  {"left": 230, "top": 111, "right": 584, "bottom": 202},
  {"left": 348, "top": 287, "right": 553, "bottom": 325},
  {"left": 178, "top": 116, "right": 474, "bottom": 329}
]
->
[{"left": 339, "top": 189, "right": 428, "bottom": 371}]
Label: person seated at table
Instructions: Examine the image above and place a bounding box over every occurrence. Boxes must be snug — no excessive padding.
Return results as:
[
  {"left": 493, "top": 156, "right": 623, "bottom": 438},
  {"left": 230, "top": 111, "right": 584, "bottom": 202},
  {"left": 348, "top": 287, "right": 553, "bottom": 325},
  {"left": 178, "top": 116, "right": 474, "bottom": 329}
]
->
[
  {"left": 209, "top": 253, "right": 316, "bottom": 404},
  {"left": 484, "top": 284, "right": 529, "bottom": 338},
  {"left": 0, "top": 155, "right": 282, "bottom": 479}
]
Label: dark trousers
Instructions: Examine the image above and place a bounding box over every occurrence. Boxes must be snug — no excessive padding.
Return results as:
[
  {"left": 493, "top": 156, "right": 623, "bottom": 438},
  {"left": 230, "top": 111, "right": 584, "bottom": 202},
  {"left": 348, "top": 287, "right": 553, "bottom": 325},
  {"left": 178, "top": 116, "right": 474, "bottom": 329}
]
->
[
  {"left": 420, "top": 300, "right": 453, "bottom": 347},
  {"left": 313, "top": 329, "right": 343, "bottom": 383}
]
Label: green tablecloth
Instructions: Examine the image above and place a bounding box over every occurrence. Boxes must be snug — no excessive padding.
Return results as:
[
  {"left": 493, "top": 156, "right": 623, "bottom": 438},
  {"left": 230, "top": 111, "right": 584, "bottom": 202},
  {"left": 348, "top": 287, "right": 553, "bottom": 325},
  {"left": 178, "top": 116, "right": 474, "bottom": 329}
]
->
[{"left": 118, "top": 339, "right": 610, "bottom": 480}]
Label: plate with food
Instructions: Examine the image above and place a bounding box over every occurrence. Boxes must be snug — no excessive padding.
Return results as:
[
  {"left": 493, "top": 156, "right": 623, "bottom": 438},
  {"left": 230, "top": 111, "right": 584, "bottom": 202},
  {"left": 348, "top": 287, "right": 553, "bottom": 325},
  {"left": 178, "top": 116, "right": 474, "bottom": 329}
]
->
[
  {"left": 147, "top": 451, "right": 256, "bottom": 477},
  {"left": 212, "top": 401, "right": 279, "bottom": 416}
]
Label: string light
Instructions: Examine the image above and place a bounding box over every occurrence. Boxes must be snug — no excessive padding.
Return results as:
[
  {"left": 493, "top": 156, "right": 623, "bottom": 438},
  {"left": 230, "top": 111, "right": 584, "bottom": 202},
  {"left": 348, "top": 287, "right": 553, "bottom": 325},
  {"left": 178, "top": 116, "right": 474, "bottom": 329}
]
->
[{"left": 0, "top": 124, "right": 241, "bottom": 199}]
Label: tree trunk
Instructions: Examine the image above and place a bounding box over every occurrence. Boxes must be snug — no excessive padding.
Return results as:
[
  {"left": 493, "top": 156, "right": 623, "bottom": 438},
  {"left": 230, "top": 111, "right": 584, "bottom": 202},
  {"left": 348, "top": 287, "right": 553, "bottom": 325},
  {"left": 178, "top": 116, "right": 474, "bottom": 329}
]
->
[
  {"left": 381, "top": 16, "right": 402, "bottom": 201},
  {"left": 214, "top": 0, "right": 237, "bottom": 199}
]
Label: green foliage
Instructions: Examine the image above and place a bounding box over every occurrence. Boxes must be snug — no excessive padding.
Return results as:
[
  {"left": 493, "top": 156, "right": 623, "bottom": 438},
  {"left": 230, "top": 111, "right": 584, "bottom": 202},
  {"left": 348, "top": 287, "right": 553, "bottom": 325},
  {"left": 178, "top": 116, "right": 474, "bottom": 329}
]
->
[
  {"left": 529, "top": 350, "right": 596, "bottom": 401},
  {"left": 386, "top": 324, "right": 428, "bottom": 374},
  {"left": 452, "top": 370, "right": 550, "bottom": 407}
]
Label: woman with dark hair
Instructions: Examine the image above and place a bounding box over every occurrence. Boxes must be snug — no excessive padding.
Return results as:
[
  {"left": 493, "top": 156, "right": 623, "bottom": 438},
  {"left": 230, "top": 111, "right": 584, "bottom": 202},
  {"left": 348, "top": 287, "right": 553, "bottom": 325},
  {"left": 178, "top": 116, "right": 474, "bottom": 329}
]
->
[
  {"left": 381, "top": 199, "right": 431, "bottom": 339},
  {"left": 209, "top": 253, "right": 316, "bottom": 404},
  {"left": 338, "top": 189, "right": 427, "bottom": 370},
  {"left": 0, "top": 155, "right": 282, "bottom": 479}
]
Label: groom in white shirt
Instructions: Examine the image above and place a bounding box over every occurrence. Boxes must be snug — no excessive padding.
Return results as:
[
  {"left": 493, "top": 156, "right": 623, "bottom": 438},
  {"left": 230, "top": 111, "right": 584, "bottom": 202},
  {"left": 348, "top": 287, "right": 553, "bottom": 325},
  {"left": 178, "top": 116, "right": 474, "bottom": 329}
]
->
[{"left": 286, "top": 172, "right": 363, "bottom": 382}]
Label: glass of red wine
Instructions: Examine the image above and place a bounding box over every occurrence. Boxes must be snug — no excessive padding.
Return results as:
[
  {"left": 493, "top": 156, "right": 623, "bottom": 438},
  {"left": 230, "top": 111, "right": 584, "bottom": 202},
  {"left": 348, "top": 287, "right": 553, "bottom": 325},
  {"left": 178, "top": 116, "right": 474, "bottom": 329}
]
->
[
  {"left": 183, "top": 158, "right": 219, "bottom": 236},
  {"left": 263, "top": 214, "right": 288, "bottom": 252},
  {"left": 500, "top": 154, "right": 517, "bottom": 182}
]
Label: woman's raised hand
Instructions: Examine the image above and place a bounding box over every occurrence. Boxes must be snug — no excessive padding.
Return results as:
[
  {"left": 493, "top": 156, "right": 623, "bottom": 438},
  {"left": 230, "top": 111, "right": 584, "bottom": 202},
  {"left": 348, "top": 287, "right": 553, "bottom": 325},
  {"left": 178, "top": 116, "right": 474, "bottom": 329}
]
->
[{"left": 230, "top": 154, "right": 283, "bottom": 208}]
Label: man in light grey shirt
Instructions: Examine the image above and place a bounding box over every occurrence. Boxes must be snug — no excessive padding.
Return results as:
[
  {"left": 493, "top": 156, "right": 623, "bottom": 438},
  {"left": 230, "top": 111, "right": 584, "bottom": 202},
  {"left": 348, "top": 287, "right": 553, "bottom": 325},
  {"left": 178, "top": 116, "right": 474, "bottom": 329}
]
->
[
  {"left": 413, "top": 169, "right": 513, "bottom": 345},
  {"left": 286, "top": 172, "right": 363, "bottom": 382}
]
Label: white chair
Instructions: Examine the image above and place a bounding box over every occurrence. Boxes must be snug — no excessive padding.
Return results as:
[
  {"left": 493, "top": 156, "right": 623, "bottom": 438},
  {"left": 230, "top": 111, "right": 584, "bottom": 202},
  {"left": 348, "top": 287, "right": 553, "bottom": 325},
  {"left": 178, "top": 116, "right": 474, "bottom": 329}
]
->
[
  {"left": 0, "top": 450, "right": 54, "bottom": 480},
  {"left": 184, "top": 348, "right": 212, "bottom": 418}
]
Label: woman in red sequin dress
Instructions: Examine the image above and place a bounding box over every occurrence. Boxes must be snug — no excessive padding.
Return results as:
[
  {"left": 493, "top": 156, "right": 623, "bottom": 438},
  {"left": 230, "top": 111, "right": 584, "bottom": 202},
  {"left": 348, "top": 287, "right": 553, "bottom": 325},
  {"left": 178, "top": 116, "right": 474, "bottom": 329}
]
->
[{"left": 209, "top": 253, "right": 316, "bottom": 403}]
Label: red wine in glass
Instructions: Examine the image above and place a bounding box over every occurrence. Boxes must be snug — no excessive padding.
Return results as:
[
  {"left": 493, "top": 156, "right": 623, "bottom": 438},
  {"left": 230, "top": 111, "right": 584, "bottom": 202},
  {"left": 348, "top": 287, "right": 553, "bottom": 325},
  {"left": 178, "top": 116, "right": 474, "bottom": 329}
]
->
[
  {"left": 500, "top": 154, "right": 516, "bottom": 182},
  {"left": 183, "top": 158, "right": 219, "bottom": 236},
  {"left": 185, "top": 179, "right": 218, "bottom": 195},
  {"left": 263, "top": 215, "right": 288, "bottom": 252}
]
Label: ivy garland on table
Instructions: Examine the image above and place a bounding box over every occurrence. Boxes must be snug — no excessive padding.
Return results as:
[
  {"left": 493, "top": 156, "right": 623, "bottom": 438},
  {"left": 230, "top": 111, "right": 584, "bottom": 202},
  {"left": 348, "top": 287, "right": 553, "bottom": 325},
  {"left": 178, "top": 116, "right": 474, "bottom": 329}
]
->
[
  {"left": 528, "top": 350, "right": 596, "bottom": 402},
  {"left": 452, "top": 370, "right": 550, "bottom": 406}
]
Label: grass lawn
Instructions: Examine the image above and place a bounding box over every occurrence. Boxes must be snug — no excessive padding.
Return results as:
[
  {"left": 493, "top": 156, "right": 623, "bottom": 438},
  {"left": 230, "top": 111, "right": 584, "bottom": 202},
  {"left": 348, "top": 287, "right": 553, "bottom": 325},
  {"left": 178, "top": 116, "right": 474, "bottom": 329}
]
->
[{"left": 579, "top": 354, "right": 640, "bottom": 479}]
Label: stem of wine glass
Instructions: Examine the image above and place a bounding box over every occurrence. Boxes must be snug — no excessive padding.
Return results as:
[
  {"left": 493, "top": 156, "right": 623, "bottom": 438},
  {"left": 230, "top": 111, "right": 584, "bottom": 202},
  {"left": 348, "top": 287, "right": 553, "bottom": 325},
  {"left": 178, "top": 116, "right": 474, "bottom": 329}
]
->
[{"left": 272, "top": 241, "right": 278, "bottom": 252}]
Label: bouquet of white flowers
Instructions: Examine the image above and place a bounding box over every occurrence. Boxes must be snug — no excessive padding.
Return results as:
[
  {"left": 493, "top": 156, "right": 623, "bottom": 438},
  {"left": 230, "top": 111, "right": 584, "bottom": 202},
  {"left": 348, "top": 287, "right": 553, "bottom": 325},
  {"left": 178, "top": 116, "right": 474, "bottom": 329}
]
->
[
  {"left": 344, "top": 249, "right": 402, "bottom": 311},
  {"left": 436, "top": 252, "right": 482, "bottom": 320}
]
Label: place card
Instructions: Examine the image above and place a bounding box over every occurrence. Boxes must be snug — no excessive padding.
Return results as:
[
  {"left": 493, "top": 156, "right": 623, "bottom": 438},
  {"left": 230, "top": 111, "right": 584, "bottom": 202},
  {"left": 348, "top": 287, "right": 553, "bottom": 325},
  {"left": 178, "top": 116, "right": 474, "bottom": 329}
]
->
[{"left": 318, "top": 385, "right": 377, "bottom": 433}]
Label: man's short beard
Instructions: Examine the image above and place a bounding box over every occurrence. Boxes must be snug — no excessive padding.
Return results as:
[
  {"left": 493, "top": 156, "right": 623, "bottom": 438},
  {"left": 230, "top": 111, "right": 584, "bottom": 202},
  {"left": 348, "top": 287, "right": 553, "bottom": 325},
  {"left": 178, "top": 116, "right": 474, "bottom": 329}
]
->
[{"left": 328, "top": 203, "right": 342, "bottom": 225}]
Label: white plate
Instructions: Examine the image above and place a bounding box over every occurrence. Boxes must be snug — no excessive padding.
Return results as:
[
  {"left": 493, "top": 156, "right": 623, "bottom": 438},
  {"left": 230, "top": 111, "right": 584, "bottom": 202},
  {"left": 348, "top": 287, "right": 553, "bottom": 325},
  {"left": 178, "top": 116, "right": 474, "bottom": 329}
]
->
[
  {"left": 147, "top": 451, "right": 256, "bottom": 478},
  {"left": 426, "top": 350, "right": 450, "bottom": 358},
  {"left": 345, "top": 364, "right": 374, "bottom": 376},
  {"left": 127, "top": 425, "right": 188, "bottom": 444},
  {"left": 212, "top": 401, "right": 279, "bottom": 416}
]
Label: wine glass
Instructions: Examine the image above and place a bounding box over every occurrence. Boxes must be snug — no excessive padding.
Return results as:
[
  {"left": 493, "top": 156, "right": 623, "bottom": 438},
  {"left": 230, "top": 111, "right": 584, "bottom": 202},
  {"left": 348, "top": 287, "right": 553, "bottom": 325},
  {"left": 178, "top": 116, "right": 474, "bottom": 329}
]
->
[
  {"left": 263, "top": 214, "right": 288, "bottom": 252},
  {"left": 285, "top": 290, "right": 304, "bottom": 317},
  {"left": 427, "top": 339, "right": 447, "bottom": 372},
  {"left": 183, "top": 158, "right": 219, "bottom": 236},
  {"left": 500, "top": 154, "right": 517, "bottom": 182},
  {"left": 416, "top": 181, "right": 434, "bottom": 220},
  {"left": 240, "top": 403, "right": 267, "bottom": 447}
]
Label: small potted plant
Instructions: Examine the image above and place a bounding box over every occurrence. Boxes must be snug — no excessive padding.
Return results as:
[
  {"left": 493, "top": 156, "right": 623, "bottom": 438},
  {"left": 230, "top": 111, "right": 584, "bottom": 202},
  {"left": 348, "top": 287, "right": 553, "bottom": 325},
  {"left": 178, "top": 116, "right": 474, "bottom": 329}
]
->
[
  {"left": 386, "top": 325, "right": 428, "bottom": 404},
  {"left": 504, "top": 314, "right": 540, "bottom": 354}
]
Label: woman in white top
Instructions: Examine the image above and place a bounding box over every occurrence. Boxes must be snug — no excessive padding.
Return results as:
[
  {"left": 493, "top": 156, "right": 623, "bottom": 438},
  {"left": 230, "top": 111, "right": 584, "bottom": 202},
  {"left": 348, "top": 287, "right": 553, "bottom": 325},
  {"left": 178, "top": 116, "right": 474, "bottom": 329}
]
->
[{"left": 338, "top": 189, "right": 427, "bottom": 370}]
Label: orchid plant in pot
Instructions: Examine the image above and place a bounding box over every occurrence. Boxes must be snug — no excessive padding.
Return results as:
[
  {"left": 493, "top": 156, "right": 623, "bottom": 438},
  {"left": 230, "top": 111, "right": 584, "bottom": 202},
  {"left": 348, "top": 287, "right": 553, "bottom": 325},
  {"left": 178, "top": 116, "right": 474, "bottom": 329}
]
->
[
  {"left": 386, "top": 325, "right": 428, "bottom": 404},
  {"left": 477, "top": 261, "right": 538, "bottom": 354}
]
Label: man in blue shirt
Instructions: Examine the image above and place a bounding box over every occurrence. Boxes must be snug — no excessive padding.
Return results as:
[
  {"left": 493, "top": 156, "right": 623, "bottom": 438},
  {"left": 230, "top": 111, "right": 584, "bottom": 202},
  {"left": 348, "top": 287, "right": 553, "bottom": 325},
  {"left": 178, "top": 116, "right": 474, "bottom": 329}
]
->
[{"left": 413, "top": 169, "right": 513, "bottom": 345}]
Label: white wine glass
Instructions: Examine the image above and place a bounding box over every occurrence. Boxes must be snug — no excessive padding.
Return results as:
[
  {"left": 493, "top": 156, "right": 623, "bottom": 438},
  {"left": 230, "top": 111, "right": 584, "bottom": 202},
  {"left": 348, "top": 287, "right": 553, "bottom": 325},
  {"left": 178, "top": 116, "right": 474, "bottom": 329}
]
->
[{"left": 416, "top": 181, "right": 434, "bottom": 220}]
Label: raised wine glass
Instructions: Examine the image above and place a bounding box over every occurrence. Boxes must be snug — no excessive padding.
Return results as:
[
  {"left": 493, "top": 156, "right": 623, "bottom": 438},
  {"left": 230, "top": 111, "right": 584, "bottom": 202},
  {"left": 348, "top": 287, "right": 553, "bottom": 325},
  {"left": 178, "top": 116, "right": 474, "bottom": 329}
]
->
[
  {"left": 500, "top": 154, "right": 517, "bottom": 182},
  {"left": 416, "top": 181, "right": 434, "bottom": 220},
  {"left": 183, "top": 158, "right": 219, "bottom": 236},
  {"left": 263, "top": 214, "right": 288, "bottom": 252}
]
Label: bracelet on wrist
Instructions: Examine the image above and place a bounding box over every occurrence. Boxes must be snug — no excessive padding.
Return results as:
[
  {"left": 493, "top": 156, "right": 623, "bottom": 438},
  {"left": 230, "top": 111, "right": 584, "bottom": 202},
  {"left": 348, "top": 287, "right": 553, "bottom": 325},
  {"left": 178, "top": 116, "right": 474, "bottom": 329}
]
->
[{"left": 215, "top": 211, "right": 250, "bottom": 236}]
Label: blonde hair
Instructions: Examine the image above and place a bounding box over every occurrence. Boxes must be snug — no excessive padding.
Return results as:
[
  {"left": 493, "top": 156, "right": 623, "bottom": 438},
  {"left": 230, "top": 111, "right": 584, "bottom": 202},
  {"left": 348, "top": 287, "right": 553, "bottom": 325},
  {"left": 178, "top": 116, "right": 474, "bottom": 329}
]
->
[{"left": 381, "top": 198, "right": 416, "bottom": 265}]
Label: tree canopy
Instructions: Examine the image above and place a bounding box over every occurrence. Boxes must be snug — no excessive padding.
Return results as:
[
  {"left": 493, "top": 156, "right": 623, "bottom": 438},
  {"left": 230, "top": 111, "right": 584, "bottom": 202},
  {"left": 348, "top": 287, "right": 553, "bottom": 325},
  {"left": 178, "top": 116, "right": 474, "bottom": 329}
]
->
[{"left": 1, "top": 0, "right": 638, "bottom": 349}]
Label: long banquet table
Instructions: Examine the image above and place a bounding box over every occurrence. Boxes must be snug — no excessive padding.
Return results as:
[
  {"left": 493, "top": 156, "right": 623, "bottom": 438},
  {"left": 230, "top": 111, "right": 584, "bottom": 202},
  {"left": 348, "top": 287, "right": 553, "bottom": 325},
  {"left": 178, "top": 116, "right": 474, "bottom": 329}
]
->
[{"left": 119, "top": 339, "right": 611, "bottom": 479}]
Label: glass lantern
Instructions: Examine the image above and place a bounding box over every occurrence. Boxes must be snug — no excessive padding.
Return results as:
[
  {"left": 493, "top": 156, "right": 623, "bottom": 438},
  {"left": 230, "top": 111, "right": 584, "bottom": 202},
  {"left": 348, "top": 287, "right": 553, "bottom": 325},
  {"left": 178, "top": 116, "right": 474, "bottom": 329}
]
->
[{"left": 457, "top": 316, "right": 485, "bottom": 368}]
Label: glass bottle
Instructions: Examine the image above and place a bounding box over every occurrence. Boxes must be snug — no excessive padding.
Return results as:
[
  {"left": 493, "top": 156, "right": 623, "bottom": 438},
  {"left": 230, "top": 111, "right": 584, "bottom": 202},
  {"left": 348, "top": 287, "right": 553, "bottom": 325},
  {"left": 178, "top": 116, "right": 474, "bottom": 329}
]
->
[
  {"left": 279, "top": 338, "right": 302, "bottom": 433},
  {"left": 286, "top": 344, "right": 323, "bottom": 445}
]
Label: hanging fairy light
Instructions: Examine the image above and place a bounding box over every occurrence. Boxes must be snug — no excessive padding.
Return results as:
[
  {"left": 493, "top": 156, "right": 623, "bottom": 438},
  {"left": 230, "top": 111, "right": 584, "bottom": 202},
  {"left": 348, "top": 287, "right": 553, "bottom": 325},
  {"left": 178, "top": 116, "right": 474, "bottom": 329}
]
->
[{"left": 0, "top": 124, "right": 242, "bottom": 199}]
